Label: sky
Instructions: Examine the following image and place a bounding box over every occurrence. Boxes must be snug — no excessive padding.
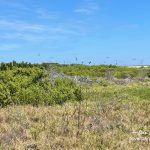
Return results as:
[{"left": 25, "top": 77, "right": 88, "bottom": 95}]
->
[{"left": 0, "top": 0, "right": 150, "bottom": 65}]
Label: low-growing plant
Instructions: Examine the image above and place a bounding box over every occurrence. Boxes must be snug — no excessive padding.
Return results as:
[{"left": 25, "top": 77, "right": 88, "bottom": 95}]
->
[{"left": 0, "top": 66, "right": 83, "bottom": 107}]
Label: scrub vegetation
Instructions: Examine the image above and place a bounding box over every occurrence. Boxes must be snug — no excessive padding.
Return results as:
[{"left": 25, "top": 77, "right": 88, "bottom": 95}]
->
[{"left": 0, "top": 62, "right": 150, "bottom": 149}]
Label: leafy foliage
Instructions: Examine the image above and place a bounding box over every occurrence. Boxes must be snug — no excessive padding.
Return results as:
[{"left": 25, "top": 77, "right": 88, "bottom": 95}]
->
[
  {"left": 0, "top": 63, "right": 83, "bottom": 107},
  {"left": 1, "top": 61, "right": 150, "bottom": 107},
  {"left": 43, "top": 63, "right": 149, "bottom": 79}
]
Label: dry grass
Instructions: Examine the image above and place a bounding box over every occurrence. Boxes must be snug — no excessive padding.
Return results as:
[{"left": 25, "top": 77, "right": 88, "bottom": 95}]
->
[{"left": 0, "top": 98, "right": 149, "bottom": 150}]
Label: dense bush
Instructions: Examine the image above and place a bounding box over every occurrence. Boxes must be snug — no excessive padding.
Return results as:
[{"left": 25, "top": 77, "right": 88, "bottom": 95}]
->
[
  {"left": 43, "top": 63, "right": 146, "bottom": 79},
  {"left": 0, "top": 61, "right": 149, "bottom": 107},
  {"left": 1, "top": 62, "right": 148, "bottom": 79},
  {"left": 0, "top": 64, "right": 83, "bottom": 107}
]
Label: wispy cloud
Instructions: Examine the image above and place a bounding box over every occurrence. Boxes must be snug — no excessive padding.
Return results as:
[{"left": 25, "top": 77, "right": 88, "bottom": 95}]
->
[
  {"left": 0, "top": 0, "right": 95, "bottom": 53},
  {"left": 74, "top": 0, "right": 99, "bottom": 15},
  {"left": 0, "top": 18, "right": 85, "bottom": 44},
  {"left": 0, "top": 20, "right": 46, "bottom": 32}
]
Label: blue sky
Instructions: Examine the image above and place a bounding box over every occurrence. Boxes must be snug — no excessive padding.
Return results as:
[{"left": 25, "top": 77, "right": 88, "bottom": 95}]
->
[{"left": 0, "top": 0, "right": 150, "bottom": 65}]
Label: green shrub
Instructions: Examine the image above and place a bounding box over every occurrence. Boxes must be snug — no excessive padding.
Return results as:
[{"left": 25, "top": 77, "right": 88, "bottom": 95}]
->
[
  {"left": 0, "top": 65, "right": 83, "bottom": 107},
  {"left": 52, "top": 78, "right": 83, "bottom": 104}
]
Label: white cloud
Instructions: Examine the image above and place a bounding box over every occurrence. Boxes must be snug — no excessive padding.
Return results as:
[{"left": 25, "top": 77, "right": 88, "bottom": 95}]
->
[
  {"left": 0, "top": 0, "right": 92, "bottom": 49},
  {"left": 0, "top": 18, "right": 85, "bottom": 34},
  {"left": 0, "top": 19, "right": 85, "bottom": 44},
  {"left": 0, "top": 20, "right": 46, "bottom": 32},
  {"left": 75, "top": 8, "right": 92, "bottom": 14},
  {"left": 74, "top": 0, "right": 99, "bottom": 15}
]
